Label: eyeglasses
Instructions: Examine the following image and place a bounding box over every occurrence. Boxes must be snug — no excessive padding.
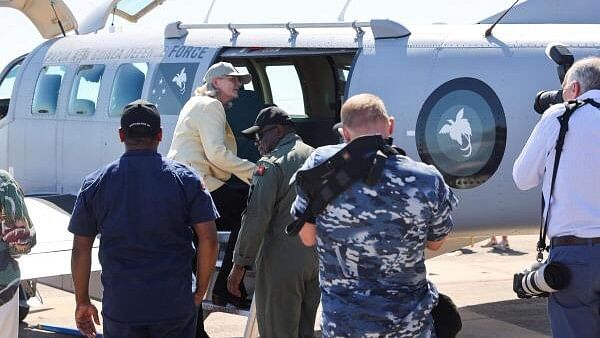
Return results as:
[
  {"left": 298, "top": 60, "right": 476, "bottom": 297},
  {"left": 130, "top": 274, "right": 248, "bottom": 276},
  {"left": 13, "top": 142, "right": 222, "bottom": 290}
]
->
[
  {"left": 224, "top": 76, "right": 241, "bottom": 85},
  {"left": 255, "top": 126, "right": 277, "bottom": 141}
]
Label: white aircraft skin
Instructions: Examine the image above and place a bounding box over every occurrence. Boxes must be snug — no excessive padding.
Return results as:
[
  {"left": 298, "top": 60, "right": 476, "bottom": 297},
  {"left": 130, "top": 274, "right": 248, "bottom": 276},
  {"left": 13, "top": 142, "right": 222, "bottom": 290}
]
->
[{"left": 2, "top": 0, "right": 600, "bottom": 283}]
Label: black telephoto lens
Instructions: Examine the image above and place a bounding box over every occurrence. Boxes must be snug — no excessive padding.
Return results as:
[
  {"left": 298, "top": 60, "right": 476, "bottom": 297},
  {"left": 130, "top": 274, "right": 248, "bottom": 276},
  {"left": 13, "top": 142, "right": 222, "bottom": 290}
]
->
[
  {"left": 534, "top": 90, "right": 564, "bottom": 114},
  {"left": 543, "top": 261, "right": 571, "bottom": 290}
]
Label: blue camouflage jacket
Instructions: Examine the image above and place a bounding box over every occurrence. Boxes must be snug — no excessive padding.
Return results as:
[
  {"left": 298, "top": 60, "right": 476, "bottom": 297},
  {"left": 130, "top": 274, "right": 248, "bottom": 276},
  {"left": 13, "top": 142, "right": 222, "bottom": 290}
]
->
[{"left": 292, "top": 143, "right": 457, "bottom": 338}]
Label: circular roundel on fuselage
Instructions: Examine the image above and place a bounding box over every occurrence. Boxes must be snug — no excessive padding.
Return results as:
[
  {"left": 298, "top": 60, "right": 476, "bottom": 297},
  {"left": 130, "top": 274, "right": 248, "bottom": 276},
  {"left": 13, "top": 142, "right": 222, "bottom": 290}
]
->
[{"left": 416, "top": 77, "right": 507, "bottom": 189}]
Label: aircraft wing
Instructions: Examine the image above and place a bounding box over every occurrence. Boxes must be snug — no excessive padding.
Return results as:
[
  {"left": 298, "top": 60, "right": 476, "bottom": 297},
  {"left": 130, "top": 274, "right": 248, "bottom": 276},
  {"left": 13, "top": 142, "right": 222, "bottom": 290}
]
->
[{"left": 15, "top": 197, "right": 100, "bottom": 280}]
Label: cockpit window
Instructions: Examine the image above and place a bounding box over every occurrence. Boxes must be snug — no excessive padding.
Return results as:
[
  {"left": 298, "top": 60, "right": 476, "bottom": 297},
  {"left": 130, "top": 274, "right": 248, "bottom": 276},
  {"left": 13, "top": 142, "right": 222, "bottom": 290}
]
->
[
  {"left": 32, "top": 65, "right": 66, "bottom": 115},
  {"left": 0, "top": 59, "right": 23, "bottom": 120},
  {"left": 148, "top": 63, "right": 198, "bottom": 115},
  {"left": 109, "top": 63, "right": 148, "bottom": 116},
  {"left": 0, "top": 62, "right": 22, "bottom": 100},
  {"left": 69, "top": 65, "right": 105, "bottom": 116}
]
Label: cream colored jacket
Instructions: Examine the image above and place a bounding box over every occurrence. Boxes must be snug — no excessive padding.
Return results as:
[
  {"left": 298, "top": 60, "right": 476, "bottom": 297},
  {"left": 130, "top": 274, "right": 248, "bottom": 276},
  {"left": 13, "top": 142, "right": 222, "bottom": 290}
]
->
[{"left": 167, "top": 95, "right": 255, "bottom": 192}]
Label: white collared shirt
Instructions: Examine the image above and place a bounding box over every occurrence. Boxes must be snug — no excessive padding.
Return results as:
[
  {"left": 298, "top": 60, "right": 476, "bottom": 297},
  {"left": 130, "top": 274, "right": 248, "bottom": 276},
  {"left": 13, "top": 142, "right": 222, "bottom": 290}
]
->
[{"left": 513, "top": 90, "right": 600, "bottom": 239}]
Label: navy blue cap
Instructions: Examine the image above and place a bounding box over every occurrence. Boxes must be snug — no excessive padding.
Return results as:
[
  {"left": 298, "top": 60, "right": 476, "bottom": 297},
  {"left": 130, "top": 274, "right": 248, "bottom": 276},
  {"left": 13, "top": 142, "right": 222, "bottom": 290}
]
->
[{"left": 121, "top": 100, "right": 161, "bottom": 137}]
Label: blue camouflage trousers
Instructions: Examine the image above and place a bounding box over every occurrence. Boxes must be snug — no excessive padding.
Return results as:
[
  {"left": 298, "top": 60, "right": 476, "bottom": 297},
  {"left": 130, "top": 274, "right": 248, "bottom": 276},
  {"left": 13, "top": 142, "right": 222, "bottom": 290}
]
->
[{"left": 320, "top": 282, "right": 437, "bottom": 338}]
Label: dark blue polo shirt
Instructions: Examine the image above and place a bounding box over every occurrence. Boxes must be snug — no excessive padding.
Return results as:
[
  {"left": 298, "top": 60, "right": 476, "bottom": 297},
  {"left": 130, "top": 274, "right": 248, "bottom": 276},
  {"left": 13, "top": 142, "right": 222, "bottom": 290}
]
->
[{"left": 68, "top": 150, "right": 219, "bottom": 324}]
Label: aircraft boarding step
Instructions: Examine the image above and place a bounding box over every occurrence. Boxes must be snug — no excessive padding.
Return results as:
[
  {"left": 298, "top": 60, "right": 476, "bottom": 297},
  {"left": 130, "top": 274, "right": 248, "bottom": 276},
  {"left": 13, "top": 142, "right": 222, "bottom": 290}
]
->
[{"left": 201, "top": 232, "right": 259, "bottom": 338}]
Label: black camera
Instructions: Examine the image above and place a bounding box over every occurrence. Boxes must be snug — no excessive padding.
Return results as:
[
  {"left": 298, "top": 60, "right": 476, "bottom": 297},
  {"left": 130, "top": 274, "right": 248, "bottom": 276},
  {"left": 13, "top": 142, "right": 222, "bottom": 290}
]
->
[
  {"left": 513, "top": 261, "right": 570, "bottom": 299},
  {"left": 534, "top": 89, "right": 564, "bottom": 114},
  {"left": 533, "top": 43, "right": 574, "bottom": 114}
]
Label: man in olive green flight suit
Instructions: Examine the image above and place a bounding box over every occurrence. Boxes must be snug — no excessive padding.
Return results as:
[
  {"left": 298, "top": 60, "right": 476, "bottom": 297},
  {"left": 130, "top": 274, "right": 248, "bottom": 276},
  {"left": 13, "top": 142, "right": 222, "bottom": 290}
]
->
[{"left": 227, "top": 106, "right": 319, "bottom": 338}]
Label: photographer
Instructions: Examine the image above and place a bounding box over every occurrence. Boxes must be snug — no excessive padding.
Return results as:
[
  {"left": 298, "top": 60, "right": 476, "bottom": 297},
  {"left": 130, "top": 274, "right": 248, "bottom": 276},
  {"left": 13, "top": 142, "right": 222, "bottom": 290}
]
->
[{"left": 513, "top": 57, "right": 600, "bottom": 338}]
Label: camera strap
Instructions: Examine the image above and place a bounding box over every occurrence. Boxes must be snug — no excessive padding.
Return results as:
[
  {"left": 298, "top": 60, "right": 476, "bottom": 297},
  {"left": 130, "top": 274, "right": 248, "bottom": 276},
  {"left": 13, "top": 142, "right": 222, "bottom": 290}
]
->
[{"left": 537, "top": 98, "right": 598, "bottom": 261}]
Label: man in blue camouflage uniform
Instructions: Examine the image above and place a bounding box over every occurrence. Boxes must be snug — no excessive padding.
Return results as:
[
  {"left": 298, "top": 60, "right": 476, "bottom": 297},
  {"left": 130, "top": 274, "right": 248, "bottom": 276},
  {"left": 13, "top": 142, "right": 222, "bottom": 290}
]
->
[{"left": 292, "top": 93, "right": 457, "bottom": 337}]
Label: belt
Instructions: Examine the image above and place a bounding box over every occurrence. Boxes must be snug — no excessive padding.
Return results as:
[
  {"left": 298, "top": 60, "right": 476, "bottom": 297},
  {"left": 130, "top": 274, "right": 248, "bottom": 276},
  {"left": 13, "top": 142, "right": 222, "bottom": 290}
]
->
[{"left": 551, "top": 235, "right": 600, "bottom": 247}]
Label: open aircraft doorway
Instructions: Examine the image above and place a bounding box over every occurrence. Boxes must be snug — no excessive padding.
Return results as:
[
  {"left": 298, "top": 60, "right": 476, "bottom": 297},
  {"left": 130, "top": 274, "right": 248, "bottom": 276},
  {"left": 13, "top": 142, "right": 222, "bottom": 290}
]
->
[{"left": 218, "top": 48, "right": 357, "bottom": 161}]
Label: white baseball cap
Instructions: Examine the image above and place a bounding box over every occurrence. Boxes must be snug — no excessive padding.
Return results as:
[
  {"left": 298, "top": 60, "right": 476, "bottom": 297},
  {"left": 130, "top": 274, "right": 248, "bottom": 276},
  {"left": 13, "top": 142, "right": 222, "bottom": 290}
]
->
[{"left": 203, "top": 62, "right": 252, "bottom": 85}]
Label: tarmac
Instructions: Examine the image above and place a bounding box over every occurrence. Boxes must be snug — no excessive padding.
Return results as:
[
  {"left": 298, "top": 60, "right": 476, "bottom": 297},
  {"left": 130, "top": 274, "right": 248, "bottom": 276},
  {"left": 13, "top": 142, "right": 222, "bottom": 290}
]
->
[{"left": 19, "top": 234, "right": 551, "bottom": 337}]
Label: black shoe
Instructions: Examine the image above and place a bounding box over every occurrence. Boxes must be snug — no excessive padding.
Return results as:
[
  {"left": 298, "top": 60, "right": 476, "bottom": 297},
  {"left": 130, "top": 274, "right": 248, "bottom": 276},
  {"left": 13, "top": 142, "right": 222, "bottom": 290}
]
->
[
  {"left": 211, "top": 292, "right": 228, "bottom": 306},
  {"left": 228, "top": 295, "right": 251, "bottom": 310}
]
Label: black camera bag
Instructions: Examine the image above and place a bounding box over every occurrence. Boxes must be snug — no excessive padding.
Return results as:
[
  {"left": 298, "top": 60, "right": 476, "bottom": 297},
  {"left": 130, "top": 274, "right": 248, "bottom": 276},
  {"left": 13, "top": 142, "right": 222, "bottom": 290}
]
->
[{"left": 432, "top": 293, "right": 462, "bottom": 338}]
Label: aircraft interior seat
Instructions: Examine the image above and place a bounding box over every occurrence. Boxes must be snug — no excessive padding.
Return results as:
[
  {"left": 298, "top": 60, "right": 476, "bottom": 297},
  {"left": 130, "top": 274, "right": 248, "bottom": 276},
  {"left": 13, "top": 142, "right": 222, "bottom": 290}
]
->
[
  {"left": 294, "top": 118, "right": 339, "bottom": 148},
  {"left": 32, "top": 74, "right": 61, "bottom": 114},
  {"left": 110, "top": 65, "right": 145, "bottom": 116},
  {"left": 226, "top": 89, "right": 264, "bottom": 163},
  {"left": 71, "top": 99, "right": 95, "bottom": 116}
]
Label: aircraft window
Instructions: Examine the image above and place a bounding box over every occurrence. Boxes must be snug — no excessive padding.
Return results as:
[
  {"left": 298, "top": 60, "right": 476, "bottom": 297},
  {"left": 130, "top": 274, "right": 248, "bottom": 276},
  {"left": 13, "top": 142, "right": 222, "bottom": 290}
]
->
[
  {"left": 235, "top": 66, "right": 254, "bottom": 91},
  {"left": 416, "top": 77, "right": 507, "bottom": 189},
  {"left": 265, "top": 65, "right": 305, "bottom": 118},
  {"left": 149, "top": 63, "right": 199, "bottom": 115},
  {"left": 68, "top": 65, "right": 105, "bottom": 116},
  {"left": 109, "top": 63, "right": 148, "bottom": 116},
  {"left": 117, "top": 0, "right": 155, "bottom": 16},
  {"left": 0, "top": 60, "right": 23, "bottom": 121},
  {"left": 0, "top": 62, "right": 22, "bottom": 100},
  {"left": 32, "top": 65, "right": 66, "bottom": 115},
  {"left": 342, "top": 69, "right": 349, "bottom": 82}
]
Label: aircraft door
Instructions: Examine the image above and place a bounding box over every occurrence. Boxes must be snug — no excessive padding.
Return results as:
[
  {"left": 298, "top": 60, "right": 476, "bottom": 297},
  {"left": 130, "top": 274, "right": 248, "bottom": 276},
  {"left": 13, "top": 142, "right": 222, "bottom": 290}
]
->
[
  {"left": 18, "top": 64, "right": 67, "bottom": 193},
  {"left": 60, "top": 64, "right": 107, "bottom": 194},
  {"left": 0, "top": 0, "right": 78, "bottom": 39}
]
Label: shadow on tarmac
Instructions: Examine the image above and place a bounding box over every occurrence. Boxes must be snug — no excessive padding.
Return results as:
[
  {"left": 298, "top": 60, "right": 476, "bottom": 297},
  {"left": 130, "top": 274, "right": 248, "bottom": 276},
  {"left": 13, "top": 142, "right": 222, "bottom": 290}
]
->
[
  {"left": 454, "top": 248, "right": 476, "bottom": 255},
  {"left": 488, "top": 247, "right": 528, "bottom": 256},
  {"left": 462, "top": 297, "right": 551, "bottom": 336}
]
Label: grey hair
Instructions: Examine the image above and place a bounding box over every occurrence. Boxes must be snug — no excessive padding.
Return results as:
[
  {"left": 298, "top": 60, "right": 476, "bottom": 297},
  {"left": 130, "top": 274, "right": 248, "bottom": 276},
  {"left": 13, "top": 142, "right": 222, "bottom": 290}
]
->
[
  {"left": 565, "top": 57, "right": 600, "bottom": 93},
  {"left": 194, "top": 82, "right": 218, "bottom": 98},
  {"left": 193, "top": 79, "right": 233, "bottom": 109}
]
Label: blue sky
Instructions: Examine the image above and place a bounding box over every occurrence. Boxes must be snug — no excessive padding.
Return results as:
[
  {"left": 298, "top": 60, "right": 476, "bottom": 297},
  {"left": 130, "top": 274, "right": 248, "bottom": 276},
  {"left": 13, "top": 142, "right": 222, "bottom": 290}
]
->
[{"left": 0, "top": 0, "right": 513, "bottom": 71}]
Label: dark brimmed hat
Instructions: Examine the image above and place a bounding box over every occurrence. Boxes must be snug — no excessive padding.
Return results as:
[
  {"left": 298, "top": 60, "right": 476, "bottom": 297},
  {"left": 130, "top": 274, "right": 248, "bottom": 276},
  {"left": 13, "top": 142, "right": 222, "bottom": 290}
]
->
[
  {"left": 121, "top": 99, "right": 161, "bottom": 137},
  {"left": 242, "top": 106, "right": 294, "bottom": 136}
]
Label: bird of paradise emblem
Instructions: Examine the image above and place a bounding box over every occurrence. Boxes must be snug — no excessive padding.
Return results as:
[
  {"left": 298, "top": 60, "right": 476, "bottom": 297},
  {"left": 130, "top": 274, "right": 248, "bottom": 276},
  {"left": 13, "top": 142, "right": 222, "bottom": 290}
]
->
[
  {"left": 439, "top": 108, "right": 473, "bottom": 157},
  {"left": 172, "top": 67, "right": 187, "bottom": 94}
]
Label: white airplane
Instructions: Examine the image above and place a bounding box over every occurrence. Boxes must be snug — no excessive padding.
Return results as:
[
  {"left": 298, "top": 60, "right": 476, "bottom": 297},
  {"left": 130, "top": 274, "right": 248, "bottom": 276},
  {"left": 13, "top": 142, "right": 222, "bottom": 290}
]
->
[{"left": 1, "top": 0, "right": 600, "bottom": 327}]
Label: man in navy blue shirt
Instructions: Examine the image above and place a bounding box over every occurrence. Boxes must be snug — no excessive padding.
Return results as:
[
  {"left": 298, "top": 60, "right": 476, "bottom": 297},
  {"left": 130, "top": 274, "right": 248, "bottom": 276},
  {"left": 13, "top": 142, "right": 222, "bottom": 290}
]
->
[{"left": 69, "top": 100, "right": 219, "bottom": 338}]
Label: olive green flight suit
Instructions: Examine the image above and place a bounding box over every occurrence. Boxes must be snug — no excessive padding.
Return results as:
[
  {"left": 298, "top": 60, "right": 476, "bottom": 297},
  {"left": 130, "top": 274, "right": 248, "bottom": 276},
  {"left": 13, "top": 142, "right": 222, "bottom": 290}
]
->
[{"left": 233, "top": 133, "right": 319, "bottom": 338}]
